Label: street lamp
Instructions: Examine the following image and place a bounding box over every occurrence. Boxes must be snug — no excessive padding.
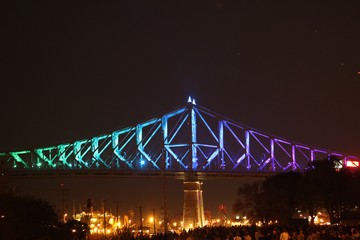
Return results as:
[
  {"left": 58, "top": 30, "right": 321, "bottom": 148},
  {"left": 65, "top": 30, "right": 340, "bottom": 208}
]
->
[{"left": 152, "top": 209, "right": 156, "bottom": 234}]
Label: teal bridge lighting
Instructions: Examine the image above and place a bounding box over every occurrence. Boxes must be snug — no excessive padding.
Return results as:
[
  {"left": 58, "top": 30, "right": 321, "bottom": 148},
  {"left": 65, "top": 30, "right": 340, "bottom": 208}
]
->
[{"left": 0, "top": 98, "right": 358, "bottom": 175}]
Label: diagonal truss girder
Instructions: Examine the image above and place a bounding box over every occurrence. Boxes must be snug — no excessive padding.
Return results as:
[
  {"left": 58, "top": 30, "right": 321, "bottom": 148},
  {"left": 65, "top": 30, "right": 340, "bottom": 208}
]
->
[{"left": 1, "top": 99, "right": 358, "bottom": 174}]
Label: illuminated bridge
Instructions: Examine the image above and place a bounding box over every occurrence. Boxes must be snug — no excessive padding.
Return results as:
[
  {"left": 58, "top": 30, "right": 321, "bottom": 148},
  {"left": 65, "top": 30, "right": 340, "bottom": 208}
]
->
[
  {"left": 0, "top": 97, "right": 358, "bottom": 229},
  {"left": 1, "top": 97, "right": 357, "bottom": 175}
]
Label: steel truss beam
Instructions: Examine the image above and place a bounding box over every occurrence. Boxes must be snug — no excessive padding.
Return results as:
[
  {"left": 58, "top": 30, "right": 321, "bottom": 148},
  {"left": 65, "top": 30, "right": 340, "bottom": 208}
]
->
[{"left": 1, "top": 99, "right": 358, "bottom": 174}]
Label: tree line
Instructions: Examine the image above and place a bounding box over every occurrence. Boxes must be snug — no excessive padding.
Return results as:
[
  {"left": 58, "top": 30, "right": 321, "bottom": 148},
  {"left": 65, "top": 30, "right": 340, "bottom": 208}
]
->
[
  {"left": 0, "top": 194, "right": 89, "bottom": 240},
  {"left": 233, "top": 157, "right": 360, "bottom": 225}
]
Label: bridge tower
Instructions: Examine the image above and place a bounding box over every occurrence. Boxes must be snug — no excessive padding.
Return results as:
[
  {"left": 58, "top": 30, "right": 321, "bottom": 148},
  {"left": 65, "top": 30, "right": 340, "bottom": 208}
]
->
[
  {"left": 182, "top": 98, "right": 205, "bottom": 230},
  {"left": 183, "top": 173, "right": 205, "bottom": 230}
]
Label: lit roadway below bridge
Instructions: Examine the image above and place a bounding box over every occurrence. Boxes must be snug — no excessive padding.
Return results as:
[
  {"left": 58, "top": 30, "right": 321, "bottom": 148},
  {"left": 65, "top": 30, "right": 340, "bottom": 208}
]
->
[{"left": 3, "top": 169, "right": 274, "bottom": 180}]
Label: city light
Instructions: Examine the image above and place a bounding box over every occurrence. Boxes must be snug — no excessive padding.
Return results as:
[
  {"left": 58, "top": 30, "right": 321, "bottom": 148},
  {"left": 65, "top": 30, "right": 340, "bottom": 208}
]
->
[
  {"left": 47, "top": 202, "right": 339, "bottom": 239},
  {"left": 346, "top": 160, "right": 359, "bottom": 168}
]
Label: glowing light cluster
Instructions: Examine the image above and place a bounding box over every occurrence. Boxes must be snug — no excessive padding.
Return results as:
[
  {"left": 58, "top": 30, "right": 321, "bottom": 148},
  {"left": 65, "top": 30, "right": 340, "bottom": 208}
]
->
[
  {"left": 346, "top": 160, "right": 360, "bottom": 168},
  {"left": 74, "top": 211, "right": 121, "bottom": 236}
]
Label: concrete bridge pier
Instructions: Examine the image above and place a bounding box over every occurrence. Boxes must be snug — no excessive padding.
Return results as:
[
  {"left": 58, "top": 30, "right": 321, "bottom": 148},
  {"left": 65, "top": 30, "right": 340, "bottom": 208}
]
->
[{"left": 183, "top": 173, "right": 205, "bottom": 230}]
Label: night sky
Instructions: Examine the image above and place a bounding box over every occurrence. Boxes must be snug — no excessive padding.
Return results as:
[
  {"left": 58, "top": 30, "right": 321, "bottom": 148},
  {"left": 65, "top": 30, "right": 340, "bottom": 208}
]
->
[{"left": 1, "top": 1, "right": 360, "bottom": 217}]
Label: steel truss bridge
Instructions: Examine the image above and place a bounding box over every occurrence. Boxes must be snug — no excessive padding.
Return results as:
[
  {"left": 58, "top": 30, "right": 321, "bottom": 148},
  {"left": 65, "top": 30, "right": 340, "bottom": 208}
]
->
[{"left": 1, "top": 98, "right": 358, "bottom": 176}]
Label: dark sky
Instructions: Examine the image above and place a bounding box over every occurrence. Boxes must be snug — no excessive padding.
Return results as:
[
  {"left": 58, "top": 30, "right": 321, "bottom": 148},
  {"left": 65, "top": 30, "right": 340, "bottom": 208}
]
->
[{"left": 1, "top": 1, "right": 360, "bottom": 217}]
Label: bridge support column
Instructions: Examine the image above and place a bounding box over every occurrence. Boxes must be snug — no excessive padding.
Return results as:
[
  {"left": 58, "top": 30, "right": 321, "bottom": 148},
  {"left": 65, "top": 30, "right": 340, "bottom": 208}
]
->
[{"left": 183, "top": 174, "right": 205, "bottom": 230}]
